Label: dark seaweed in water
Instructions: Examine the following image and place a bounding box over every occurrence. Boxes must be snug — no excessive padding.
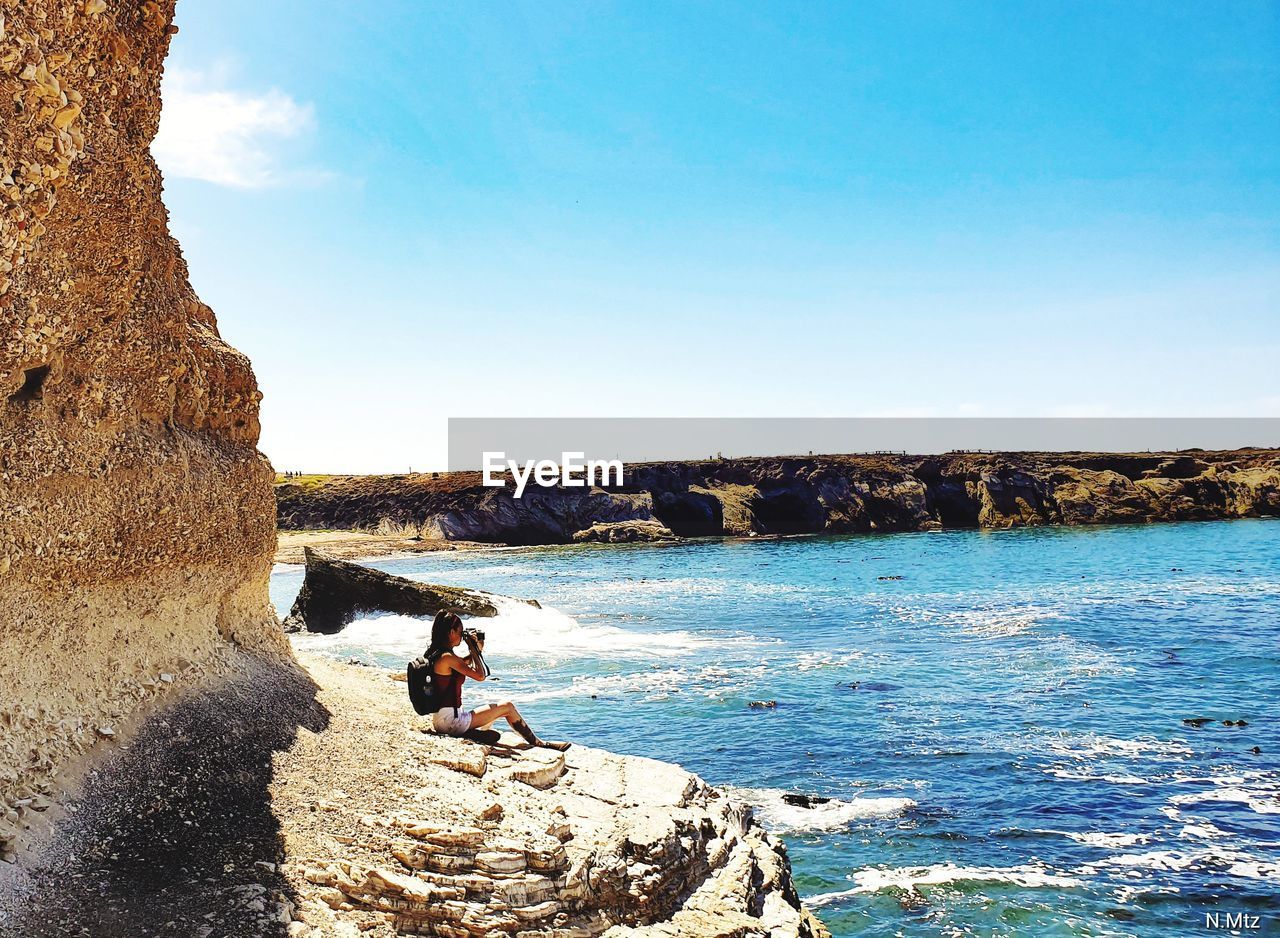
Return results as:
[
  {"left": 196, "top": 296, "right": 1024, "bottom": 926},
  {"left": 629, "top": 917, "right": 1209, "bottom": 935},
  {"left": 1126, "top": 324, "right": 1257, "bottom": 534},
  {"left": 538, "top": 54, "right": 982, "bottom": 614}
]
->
[{"left": 839, "top": 681, "right": 902, "bottom": 692}]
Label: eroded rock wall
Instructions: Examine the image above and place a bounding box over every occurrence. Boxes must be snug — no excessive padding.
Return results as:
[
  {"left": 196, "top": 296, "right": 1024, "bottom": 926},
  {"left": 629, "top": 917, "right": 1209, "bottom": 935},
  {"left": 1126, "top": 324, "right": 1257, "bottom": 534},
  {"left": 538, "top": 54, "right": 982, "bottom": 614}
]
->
[
  {"left": 0, "top": 0, "right": 283, "bottom": 854},
  {"left": 275, "top": 450, "right": 1280, "bottom": 545}
]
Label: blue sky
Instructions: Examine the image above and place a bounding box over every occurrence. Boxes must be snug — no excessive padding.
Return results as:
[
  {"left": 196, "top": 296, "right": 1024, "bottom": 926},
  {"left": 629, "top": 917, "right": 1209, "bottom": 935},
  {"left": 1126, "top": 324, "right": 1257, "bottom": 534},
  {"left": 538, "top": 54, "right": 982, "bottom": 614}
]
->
[{"left": 156, "top": 1, "right": 1279, "bottom": 472}]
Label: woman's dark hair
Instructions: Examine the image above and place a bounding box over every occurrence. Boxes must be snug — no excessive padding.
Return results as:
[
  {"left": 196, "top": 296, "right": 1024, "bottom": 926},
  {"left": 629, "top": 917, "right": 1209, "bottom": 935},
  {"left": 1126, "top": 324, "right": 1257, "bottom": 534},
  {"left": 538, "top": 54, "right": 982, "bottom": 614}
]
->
[{"left": 426, "top": 610, "right": 463, "bottom": 666}]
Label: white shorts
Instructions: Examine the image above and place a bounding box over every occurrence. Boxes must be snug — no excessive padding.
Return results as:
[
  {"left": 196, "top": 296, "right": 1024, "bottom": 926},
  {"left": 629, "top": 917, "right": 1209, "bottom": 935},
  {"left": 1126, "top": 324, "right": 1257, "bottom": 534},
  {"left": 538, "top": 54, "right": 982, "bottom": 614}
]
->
[{"left": 432, "top": 708, "right": 474, "bottom": 736}]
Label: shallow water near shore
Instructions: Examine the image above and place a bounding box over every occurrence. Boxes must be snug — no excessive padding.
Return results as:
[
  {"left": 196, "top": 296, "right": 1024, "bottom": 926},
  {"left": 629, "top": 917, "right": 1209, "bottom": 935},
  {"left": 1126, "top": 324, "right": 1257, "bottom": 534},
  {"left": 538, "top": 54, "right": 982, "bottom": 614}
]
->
[{"left": 271, "top": 519, "right": 1280, "bottom": 937}]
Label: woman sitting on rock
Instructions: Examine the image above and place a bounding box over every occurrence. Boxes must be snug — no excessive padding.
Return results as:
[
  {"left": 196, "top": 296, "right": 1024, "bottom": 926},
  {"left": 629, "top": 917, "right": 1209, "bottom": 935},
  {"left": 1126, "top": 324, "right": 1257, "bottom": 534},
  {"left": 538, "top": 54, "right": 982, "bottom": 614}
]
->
[{"left": 419, "top": 610, "right": 570, "bottom": 751}]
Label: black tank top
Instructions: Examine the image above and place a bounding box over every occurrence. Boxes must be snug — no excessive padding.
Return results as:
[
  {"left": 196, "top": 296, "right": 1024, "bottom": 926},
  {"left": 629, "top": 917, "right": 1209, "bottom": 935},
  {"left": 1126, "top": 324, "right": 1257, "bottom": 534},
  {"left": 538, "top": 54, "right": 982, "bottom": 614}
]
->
[{"left": 430, "top": 667, "right": 464, "bottom": 713}]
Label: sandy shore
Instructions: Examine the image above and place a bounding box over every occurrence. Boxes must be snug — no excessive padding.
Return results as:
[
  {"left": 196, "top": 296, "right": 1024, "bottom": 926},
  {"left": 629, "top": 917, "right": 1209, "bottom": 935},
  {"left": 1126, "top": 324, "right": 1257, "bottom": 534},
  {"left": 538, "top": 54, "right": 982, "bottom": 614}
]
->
[
  {"left": 274, "top": 530, "right": 494, "bottom": 564},
  {"left": 3, "top": 652, "right": 826, "bottom": 938}
]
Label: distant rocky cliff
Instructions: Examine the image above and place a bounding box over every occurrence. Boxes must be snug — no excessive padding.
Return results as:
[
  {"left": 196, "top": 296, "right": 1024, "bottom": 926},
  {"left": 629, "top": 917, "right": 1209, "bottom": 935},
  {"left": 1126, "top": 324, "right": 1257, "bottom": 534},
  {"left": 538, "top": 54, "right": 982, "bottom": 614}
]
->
[
  {"left": 0, "top": 0, "right": 283, "bottom": 859},
  {"left": 277, "top": 451, "right": 1280, "bottom": 545}
]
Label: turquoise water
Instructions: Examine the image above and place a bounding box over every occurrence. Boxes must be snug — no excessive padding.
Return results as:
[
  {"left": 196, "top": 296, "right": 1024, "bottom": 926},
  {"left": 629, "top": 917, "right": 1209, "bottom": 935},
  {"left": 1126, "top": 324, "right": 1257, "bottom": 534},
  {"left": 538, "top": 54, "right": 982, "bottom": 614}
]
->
[{"left": 271, "top": 520, "right": 1280, "bottom": 936}]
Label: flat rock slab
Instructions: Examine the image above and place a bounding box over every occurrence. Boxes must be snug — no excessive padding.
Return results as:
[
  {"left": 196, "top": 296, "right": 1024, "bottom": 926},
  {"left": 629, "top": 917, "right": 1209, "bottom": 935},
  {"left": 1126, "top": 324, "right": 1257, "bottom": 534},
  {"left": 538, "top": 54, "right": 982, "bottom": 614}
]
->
[
  {"left": 508, "top": 751, "right": 567, "bottom": 790},
  {"left": 430, "top": 746, "right": 488, "bottom": 778}
]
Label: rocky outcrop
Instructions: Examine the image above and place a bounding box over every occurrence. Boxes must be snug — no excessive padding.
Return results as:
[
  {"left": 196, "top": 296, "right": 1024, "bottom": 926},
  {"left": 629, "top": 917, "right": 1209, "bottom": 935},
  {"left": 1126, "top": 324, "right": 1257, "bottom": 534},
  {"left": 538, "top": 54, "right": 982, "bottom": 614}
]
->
[
  {"left": 283, "top": 549, "right": 536, "bottom": 634},
  {"left": 274, "top": 656, "right": 829, "bottom": 938},
  {"left": 277, "top": 450, "right": 1280, "bottom": 546},
  {"left": 312, "top": 744, "right": 826, "bottom": 937},
  {"left": 0, "top": 0, "right": 283, "bottom": 862},
  {"left": 572, "top": 520, "right": 677, "bottom": 544}
]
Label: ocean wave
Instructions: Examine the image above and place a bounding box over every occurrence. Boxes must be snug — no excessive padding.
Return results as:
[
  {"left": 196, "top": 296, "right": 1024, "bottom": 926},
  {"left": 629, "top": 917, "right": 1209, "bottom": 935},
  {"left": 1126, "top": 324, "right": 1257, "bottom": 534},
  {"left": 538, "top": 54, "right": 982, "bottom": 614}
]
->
[
  {"left": 874, "top": 600, "right": 1069, "bottom": 639},
  {"left": 792, "top": 650, "right": 873, "bottom": 671},
  {"left": 1044, "top": 733, "right": 1194, "bottom": 761},
  {"left": 290, "top": 595, "right": 751, "bottom": 664},
  {"left": 724, "top": 786, "right": 915, "bottom": 834},
  {"left": 1058, "top": 830, "right": 1153, "bottom": 848},
  {"left": 1080, "top": 848, "right": 1280, "bottom": 881},
  {"left": 517, "top": 663, "right": 769, "bottom": 703},
  {"left": 1169, "top": 786, "right": 1280, "bottom": 816},
  {"left": 807, "top": 863, "right": 1084, "bottom": 905},
  {"left": 1046, "top": 768, "right": 1150, "bottom": 785}
]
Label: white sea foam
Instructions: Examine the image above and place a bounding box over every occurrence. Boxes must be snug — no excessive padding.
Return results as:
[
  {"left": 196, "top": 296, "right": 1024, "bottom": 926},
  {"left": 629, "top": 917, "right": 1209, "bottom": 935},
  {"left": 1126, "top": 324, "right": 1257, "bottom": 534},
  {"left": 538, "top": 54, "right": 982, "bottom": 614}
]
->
[
  {"left": 875, "top": 600, "right": 1069, "bottom": 639},
  {"left": 792, "top": 650, "right": 871, "bottom": 671},
  {"left": 572, "top": 576, "right": 809, "bottom": 601},
  {"left": 1170, "top": 579, "right": 1280, "bottom": 599},
  {"left": 1045, "top": 734, "right": 1193, "bottom": 761},
  {"left": 1037, "top": 733, "right": 1194, "bottom": 787},
  {"left": 1226, "top": 859, "right": 1280, "bottom": 880},
  {"left": 517, "top": 663, "right": 769, "bottom": 703},
  {"left": 1169, "top": 787, "right": 1280, "bottom": 815},
  {"left": 291, "top": 595, "right": 744, "bottom": 664},
  {"left": 1038, "top": 830, "right": 1153, "bottom": 849},
  {"left": 1047, "top": 769, "right": 1149, "bottom": 785},
  {"left": 724, "top": 787, "right": 915, "bottom": 834},
  {"left": 807, "top": 863, "right": 1084, "bottom": 905},
  {"left": 1179, "top": 822, "right": 1230, "bottom": 840},
  {"left": 1080, "top": 848, "right": 1280, "bottom": 881},
  {"left": 951, "top": 604, "right": 1068, "bottom": 638},
  {"left": 1088, "top": 850, "right": 1199, "bottom": 872}
]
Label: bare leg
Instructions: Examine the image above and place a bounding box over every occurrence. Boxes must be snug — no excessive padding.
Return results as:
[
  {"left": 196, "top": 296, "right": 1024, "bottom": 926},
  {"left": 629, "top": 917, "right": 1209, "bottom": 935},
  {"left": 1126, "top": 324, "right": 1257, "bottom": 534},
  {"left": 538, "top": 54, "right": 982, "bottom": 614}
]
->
[{"left": 470, "top": 702, "right": 570, "bottom": 750}]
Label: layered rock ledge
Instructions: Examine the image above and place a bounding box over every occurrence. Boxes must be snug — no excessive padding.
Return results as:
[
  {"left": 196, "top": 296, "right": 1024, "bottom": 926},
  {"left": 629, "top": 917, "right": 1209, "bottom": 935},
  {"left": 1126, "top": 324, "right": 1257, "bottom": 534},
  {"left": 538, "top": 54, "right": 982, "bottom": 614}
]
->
[
  {"left": 276, "top": 451, "right": 1280, "bottom": 546},
  {"left": 2, "top": 654, "right": 828, "bottom": 938}
]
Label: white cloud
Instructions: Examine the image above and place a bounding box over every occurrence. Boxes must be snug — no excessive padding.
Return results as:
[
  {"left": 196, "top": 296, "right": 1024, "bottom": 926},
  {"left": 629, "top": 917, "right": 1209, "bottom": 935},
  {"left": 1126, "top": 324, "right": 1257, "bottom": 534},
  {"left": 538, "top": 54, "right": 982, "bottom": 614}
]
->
[{"left": 154, "top": 68, "right": 318, "bottom": 189}]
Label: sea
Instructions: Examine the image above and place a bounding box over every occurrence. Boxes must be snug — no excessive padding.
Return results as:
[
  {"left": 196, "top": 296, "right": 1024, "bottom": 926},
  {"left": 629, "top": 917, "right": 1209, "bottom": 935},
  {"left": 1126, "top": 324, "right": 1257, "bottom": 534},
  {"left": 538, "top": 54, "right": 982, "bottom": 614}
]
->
[{"left": 270, "top": 519, "right": 1280, "bottom": 937}]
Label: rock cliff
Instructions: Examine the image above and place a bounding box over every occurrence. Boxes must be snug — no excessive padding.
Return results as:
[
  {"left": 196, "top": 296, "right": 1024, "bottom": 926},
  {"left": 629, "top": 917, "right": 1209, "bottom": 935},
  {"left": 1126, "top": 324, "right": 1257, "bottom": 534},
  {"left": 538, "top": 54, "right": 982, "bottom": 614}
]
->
[
  {"left": 276, "top": 450, "right": 1280, "bottom": 546},
  {"left": 0, "top": 0, "right": 283, "bottom": 862},
  {"left": 0, "top": 7, "right": 828, "bottom": 937}
]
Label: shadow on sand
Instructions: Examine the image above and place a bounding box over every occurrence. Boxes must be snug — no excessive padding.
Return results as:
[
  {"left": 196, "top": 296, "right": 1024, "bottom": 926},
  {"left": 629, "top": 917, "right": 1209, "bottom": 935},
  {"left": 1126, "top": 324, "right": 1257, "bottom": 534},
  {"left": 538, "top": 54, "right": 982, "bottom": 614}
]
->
[{"left": 1, "top": 655, "right": 330, "bottom": 938}]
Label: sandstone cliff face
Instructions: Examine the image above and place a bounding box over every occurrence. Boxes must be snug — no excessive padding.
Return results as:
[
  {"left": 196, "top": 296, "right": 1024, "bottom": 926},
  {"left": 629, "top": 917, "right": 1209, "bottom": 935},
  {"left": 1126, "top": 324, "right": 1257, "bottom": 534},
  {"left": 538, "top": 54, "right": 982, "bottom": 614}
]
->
[
  {"left": 276, "top": 451, "right": 1280, "bottom": 546},
  {"left": 0, "top": 0, "right": 282, "bottom": 858}
]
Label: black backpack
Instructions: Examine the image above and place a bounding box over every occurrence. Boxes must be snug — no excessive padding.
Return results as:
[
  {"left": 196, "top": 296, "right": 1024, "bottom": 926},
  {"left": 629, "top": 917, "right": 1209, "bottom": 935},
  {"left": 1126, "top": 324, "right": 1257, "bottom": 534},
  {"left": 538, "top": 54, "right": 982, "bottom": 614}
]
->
[{"left": 407, "top": 656, "right": 433, "bottom": 715}]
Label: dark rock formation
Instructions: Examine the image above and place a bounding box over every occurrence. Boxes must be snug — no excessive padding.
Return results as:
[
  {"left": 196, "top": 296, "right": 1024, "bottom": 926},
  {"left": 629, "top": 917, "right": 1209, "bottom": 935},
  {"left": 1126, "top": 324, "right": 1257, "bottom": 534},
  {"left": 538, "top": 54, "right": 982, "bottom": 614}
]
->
[
  {"left": 782, "top": 793, "right": 831, "bottom": 808},
  {"left": 277, "top": 450, "right": 1280, "bottom": 547},
  {"left": 283, "top": 548, "right": 534, "bottom": 634},
  {"left": 652, "top": 488, "right": 723, "bottom": 536}
]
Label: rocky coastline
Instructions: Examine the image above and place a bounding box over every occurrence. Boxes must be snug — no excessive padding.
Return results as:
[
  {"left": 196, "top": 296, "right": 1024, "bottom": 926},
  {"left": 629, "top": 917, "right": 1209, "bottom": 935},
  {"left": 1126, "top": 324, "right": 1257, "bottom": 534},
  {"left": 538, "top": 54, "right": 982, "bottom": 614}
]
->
[
  {"left": 277, "top": 450, "right": 1280, "bottom": 547},
  {"left": 3, "top": 653, "right": 829, "bottom": 938}
]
